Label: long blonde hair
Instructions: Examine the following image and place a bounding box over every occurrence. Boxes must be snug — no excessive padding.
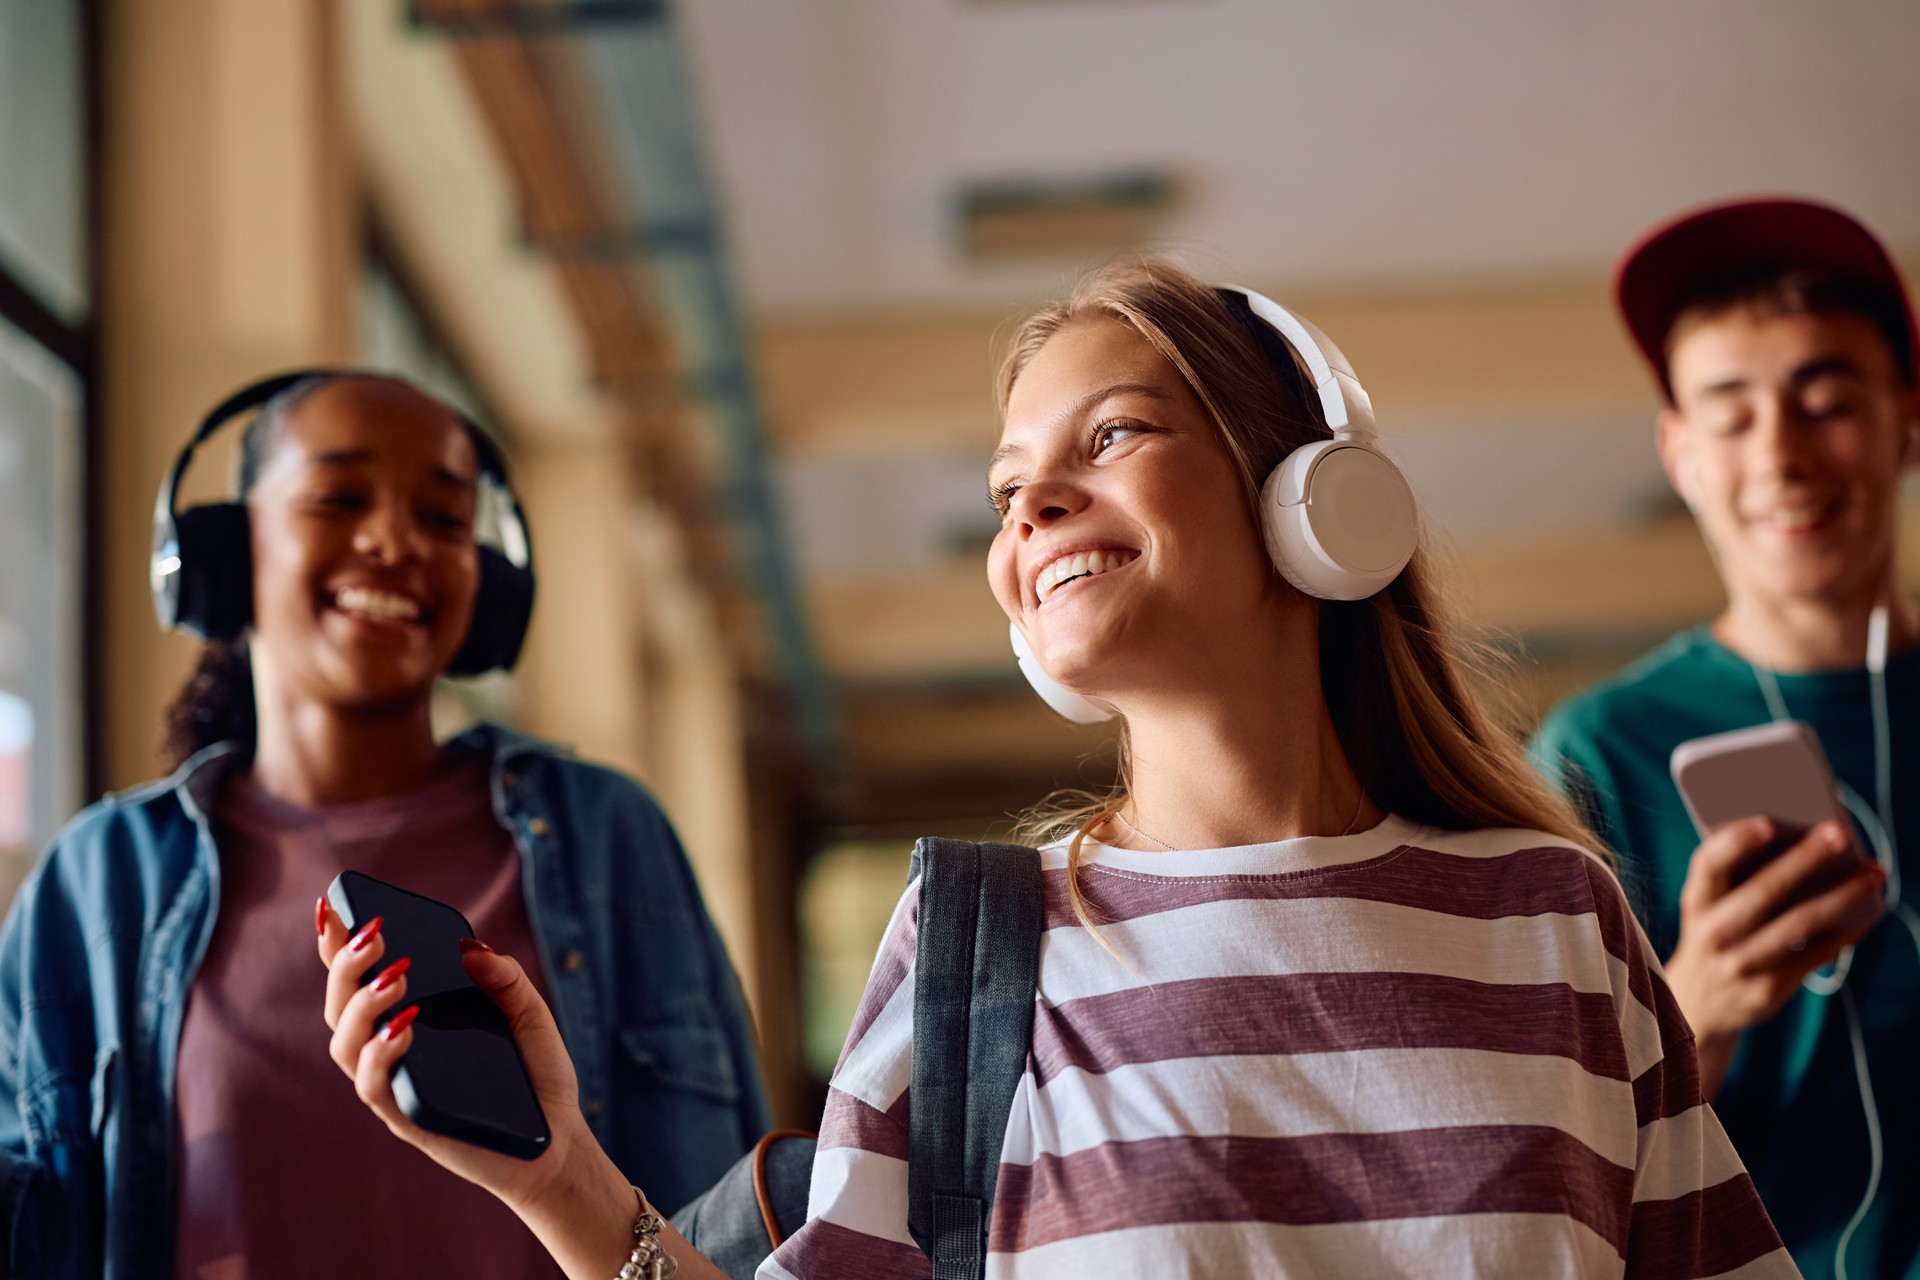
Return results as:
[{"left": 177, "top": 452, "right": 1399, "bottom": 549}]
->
[{"left": 998, "top": 258, "right": 1601, "bottom": 929}]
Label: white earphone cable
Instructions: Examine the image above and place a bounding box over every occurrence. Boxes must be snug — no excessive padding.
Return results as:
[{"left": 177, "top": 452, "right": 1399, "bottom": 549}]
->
[
  {"left": 1832, "top": 985, "right": 1882, "bottom": 1280},
  {"left": 1749, "top": 601, "right": 1899, "bottom": 1280},
  {"left": 1869, "top": 606, "right": 1897, "bottom": 907}
]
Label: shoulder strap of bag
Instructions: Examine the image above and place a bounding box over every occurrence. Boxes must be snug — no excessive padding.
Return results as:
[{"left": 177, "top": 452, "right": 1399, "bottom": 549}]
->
[{"left": 905, "top": 838, "right": 1045, "bottom": 1280}]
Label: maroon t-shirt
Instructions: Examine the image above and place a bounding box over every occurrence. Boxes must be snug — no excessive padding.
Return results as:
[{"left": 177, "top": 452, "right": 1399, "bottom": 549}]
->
[{"left": 172, "top": 756, "right": 562, "bottom": 1280}]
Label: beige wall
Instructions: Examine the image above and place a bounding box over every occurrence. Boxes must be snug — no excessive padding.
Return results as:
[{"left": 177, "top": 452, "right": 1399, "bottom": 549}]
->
[
  {"left": 513, "top": 463, "right": 768, "bottom": 1016},
  {"left": 98, "top": 0, "right": 356, "bottom": 791},
  {"left": 512, "top": 443, "right": 652, "bottom": 780},
  {"left": 625, "top": 506, "right": 764, "bottom": 1004}
]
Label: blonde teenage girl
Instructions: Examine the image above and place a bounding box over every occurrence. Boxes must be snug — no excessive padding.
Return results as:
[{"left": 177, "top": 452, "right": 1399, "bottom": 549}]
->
[{"left": 320, "top": 260, "right": 1796, "bottom": 1278}]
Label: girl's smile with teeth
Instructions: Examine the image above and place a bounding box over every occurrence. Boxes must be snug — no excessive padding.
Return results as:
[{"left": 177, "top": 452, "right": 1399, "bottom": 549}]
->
[
  {"left": 1035, "top": 547, "right": 1139, "bottom": 603},
  {"left": 244, "top": 376, "right": 482, "bottom": 708},
  {"left": 332, "top": 585, "right": 427, "bottom": 625}
]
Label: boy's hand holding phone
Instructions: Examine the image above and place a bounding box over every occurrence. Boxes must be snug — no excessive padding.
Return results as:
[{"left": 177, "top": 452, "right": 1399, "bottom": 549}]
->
[
  {"left": 1666, "top": 817, "right": 1884, "bottom": 1083},
  {"left": 1665, "top": 723, "right": 1887, "bottom": 1098}
]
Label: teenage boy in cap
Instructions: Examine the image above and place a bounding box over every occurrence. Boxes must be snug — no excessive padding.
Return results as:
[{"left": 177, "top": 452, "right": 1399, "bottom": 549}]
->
[{"left": 1533, "top": 198, "right": 1920, "bottom": 1279}]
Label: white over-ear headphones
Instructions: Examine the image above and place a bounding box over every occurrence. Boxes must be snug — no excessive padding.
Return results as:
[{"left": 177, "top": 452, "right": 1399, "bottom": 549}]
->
[
  {"left": 1009, "top": 285, "right": 1419, "bottom": 725},
  {"left": 1010, "top": 622, "right": 1114, "bottom": 724}
]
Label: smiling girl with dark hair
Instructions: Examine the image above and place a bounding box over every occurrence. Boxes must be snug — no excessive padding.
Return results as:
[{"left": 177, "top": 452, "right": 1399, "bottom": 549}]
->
[{"left": 0, "top": 373, "right": 767, "bottom": 1279}]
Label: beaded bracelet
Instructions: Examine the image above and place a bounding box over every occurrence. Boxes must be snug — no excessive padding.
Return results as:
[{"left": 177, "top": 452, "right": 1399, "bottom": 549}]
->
[{"left": 615, "top": 1186, "right": 678, "bottom": 1280}]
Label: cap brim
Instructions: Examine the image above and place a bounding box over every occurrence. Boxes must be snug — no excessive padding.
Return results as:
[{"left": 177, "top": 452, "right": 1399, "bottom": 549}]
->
[{"left": 1614, "top": 197, "right": 1919, "bottom": 397}]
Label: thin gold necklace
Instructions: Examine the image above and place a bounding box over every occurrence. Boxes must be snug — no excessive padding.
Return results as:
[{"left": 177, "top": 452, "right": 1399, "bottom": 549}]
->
[{"left": 1115, "top": 790, "right": 1369, "bottom": 852}]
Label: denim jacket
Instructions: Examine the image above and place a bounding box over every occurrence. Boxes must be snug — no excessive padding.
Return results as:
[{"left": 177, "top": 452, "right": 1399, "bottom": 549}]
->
[{"left": 0, "top": 724, "right": 771, "bottom": 1278}]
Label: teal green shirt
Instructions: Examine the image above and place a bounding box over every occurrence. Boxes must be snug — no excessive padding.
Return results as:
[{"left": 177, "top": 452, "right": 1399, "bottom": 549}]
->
[{"left": 1533, "top": 627, "right": 1920, "bottom": 1280}]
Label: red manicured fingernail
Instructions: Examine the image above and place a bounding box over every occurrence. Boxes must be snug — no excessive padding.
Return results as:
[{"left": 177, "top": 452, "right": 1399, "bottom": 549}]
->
[
  {"left": 349, "top": 917, "right": 384, "bottom": 951},
  {"left": 383, "top": 1004, "right": 419, "bottom": 1041},
  {"left": 373, "top": 956, "right": 411, "bottom": 991},
  {"left": 315, "top": 897, "right": 329, "bottom": 937},
  {"left": 458, "top": 937, "right": 494, "bottom": 956}
]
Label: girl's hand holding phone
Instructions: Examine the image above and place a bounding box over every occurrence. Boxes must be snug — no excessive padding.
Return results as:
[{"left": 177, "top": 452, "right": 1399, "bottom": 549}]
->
[{"left": 316, "top": 905, "right": 659, "bottom": 1278}]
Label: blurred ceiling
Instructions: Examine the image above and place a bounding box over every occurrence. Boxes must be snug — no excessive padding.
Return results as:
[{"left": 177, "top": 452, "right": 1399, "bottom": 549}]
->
[
  {"left": 364, "top": 0, "right": 1920, "bottom": 835},
  {"left": 687, "top": 0, "right": 1920, "bottom": 830},
  {"left": 679, "top": 0, "right": 1920, "bottom": 313}
]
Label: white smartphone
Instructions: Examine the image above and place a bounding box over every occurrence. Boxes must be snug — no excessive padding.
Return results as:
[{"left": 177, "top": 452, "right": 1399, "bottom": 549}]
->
[{"left": 1669, "top": 720, "right": 1849, "bottom": 841}]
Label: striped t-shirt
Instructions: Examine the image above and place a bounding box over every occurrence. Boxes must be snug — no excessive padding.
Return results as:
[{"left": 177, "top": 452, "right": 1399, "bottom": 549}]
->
[{"left": 760, "top": 816, "right": 1797, "bottom": 1279}]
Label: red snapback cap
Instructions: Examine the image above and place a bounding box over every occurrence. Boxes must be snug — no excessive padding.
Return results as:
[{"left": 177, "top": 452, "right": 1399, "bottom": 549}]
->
[{"left": 1613, "top": 196, "right": 1920, "bottom": 399}]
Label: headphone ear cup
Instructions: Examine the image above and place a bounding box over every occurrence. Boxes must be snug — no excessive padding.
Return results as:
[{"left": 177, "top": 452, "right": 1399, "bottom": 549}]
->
[
  {"left": 1261, "top": 442, "right": 1417, "bottom": 601},
  {"left": 448, "top": 546, "right": 536, "bottom": 677},
  {"left": 165, "top": 503, "right": 253, "bottom": 640},
  {"left": 1009, "top": 623, "right": 1113, "bottom": 725}
]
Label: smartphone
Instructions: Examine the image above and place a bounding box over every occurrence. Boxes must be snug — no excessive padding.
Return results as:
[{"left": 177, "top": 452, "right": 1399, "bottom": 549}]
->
[
  {"left": 1670, "top": 720, "right": 1851, "bottom": 846},
  {"left": 326, "top": 870, "right": 551, "bottom": 1161}
]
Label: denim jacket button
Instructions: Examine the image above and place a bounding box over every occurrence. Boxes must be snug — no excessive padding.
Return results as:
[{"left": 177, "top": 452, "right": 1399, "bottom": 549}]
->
[
  {"left": 562, "top": 949, "right": 584, "bottom": 973},
  {"left": 583, "top": 1097, "right": 603, "bottom": 1118},
  {"left": 529, "top": 817, "right": 550, "bottom": 837}
]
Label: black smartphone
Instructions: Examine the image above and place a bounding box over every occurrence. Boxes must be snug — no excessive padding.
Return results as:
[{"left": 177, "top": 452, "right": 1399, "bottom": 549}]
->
[{"left": 326, "top": 870, "right": 551, "bottom": 1161}]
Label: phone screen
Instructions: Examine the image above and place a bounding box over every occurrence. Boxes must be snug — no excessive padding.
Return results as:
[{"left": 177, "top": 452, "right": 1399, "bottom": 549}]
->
[
  {"left": 1670, "top": 721, "right": 1848, "bottom": 839},
  {"left": 327, "top": 870, "right": 550, "bottom": 1159}
]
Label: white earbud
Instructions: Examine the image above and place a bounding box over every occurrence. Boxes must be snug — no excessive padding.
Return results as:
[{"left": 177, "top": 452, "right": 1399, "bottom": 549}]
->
[{"left": 1009, "top": 286, "right": 1419, "bottom": 721}]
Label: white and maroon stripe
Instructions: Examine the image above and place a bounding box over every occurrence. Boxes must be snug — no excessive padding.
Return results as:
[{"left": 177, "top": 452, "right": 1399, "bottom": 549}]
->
[
  {"left": 1027, "top": 970, "right": 1634, "bottom": 1086},
  {"left": 1005, "top": 1047, "right": 1639, "bottom": 1167},
  {"left": 759, "top": 1218, "right": 926, "bottom": 1280},
  {"left": 763, "top": 826, "right": 1793, "bottom": 1279},
  {"left": 989, "top": 1127, "right": 1636, "bottom": 1253},
  {"left": 1040, "top": 840, "right": 1605, "bottom": 930},
  {"left": 1037, "top": 890, "right": 1625, "bottom": 999},
  {"left": 981, "top": 1216, "right": 1626, "bottom": 1278}
]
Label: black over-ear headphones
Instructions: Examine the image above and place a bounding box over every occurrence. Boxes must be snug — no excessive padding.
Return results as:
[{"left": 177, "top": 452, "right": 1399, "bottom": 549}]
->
[{"left": 150, "top": 368, "right": 537, "bottom": 676}]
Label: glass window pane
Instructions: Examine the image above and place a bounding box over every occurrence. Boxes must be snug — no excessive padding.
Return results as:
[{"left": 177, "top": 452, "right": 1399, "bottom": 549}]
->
[
  {"left": 0, "top": 0, "right": 88, "bottom": 320},
  {"left": 0, "top": 318, "right": 82, "bottom": 903}
]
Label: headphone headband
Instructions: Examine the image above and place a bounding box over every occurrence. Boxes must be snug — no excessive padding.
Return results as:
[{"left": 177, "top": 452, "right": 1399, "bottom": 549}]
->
[
  {"left": 153, "top": 372, "right": 307, "bottom": 560},
  {"left": 157, "top": 369, "right": 523, "bottom": 557},
  {"left": 1217, "top": 287, "right": 1347, "bottom": 433},
  {"left": 1215, "top": 286, "right": 1379, "bottom": 442},
  {"left": 152, "top": 368, "right": 536, "bottom": 674}
]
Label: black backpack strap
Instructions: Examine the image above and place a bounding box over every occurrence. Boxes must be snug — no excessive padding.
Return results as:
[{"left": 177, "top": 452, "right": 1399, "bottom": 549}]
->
[{"left": 905, "top": 838, "right": 1045, "bottom": 1280}]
